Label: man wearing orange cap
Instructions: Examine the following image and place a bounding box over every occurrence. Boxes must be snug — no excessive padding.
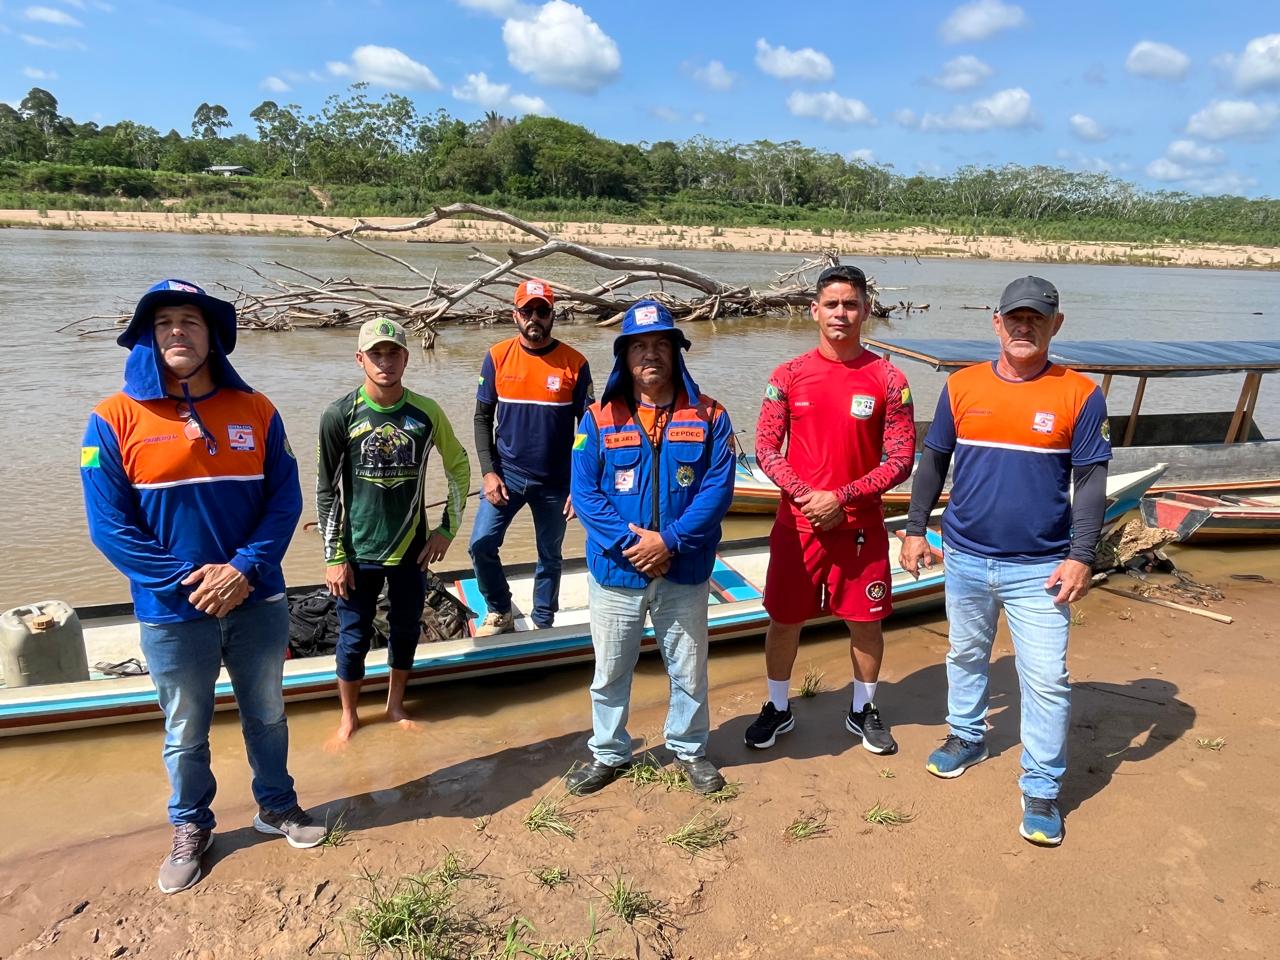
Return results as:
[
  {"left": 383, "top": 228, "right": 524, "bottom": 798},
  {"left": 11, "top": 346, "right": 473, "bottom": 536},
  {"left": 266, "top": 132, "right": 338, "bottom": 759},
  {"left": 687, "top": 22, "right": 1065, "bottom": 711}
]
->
[{"left": 470, "top": 279, "right": 593, "bottom": 634}]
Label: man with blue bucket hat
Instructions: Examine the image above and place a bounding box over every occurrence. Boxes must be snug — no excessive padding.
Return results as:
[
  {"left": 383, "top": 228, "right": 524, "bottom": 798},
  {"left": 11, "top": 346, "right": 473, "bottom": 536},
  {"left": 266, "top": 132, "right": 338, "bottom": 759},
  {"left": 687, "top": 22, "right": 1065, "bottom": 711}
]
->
[
  {"left": 81, "top": 280, "right": 327, "bottom": 894},
  {"left": 567, "top": 299, "right": 737, "bottom": 795}
]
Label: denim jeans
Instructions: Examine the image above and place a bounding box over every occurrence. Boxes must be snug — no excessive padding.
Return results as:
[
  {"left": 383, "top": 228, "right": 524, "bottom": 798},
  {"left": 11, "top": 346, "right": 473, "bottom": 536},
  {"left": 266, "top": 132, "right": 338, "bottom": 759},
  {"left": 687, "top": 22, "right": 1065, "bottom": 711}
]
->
[
  {"left": 942, "top": 543, "right": 1072, "bottom": 799},
  {"left": 335, "top": 560, "right": 426, "bottom": 680},
  {"left": 468, "top": 470, "right": 568, "bottom": 628},
  {"left": 139, "top": 598, "right": 297, "bottom": 829},
  {"left": 586, "top": 576, "right": 711, "bottom": 765}
]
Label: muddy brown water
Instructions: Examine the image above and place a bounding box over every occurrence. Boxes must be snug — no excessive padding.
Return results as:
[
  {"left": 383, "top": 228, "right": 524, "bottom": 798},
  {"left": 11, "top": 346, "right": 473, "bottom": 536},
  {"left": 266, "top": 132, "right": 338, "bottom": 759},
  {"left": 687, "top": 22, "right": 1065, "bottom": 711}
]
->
[{"left": 0, "top": 229, "right": 1276, "bottom": 861}]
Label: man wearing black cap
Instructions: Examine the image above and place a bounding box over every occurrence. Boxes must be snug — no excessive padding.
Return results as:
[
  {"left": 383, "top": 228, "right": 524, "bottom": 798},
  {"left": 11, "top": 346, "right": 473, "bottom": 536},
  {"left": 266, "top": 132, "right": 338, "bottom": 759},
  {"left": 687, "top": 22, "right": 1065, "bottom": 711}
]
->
[
  {"left": 900, "top": 275, "right": 1112, "bottom": 847},
  {"left": 567, "top": 299, "right": 737, "bottom": 796},
  {"left": 82, "top": 280, "right": 326, "bottom": 894},
  {"left": 745, "top": 263, "right": 916, "bottom": 756}
]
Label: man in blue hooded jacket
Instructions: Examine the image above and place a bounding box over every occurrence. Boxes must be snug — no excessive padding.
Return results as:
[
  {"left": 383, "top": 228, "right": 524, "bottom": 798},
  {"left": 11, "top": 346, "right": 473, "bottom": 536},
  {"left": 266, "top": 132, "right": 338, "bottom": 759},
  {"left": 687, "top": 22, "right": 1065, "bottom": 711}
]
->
[
  {"left": 567, "top": 300, "right": 736, "bottom": 795},
  {"left": 81, "top": 280, "right": 326, "bottom": 894}
]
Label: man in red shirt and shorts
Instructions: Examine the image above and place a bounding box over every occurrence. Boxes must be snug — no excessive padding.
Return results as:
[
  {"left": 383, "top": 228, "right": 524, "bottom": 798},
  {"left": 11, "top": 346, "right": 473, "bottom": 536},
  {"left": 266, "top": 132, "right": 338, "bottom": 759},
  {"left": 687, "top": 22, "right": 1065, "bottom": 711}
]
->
[{"left": 745, "top": 263, "right": 916, "bottom": 754}]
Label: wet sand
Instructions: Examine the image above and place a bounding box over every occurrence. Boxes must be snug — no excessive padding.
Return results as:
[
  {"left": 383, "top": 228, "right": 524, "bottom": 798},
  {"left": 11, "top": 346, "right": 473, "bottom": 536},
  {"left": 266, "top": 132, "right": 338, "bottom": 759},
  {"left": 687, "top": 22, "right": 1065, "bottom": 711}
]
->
[
  {"left": 3, "top": 207, "right": 1279, "bottom": 269},
  {"left": 2, "top": 544, "right": 1278, "bottom": 958}
]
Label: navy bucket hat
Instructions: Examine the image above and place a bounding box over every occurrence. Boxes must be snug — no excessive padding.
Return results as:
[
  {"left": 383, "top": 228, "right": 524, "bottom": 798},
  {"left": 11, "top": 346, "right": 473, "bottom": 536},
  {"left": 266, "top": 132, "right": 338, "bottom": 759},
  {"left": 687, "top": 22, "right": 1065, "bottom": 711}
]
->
[
  {"left": 612, "top": 300, "right": 691, "bottom": 356},
  {"left": 117, "top": 279, "right": 239, "bottom": 352}
]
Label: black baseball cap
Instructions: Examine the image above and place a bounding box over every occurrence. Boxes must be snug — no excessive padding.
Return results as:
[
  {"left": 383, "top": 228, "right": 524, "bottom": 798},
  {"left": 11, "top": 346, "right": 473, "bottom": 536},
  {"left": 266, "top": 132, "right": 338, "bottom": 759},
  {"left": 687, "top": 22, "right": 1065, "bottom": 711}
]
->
[
  {"left": 999, "top": 276, "right": 1060, "bottom": 318},
  {"left": 816, "top": 263, "right": 867, "bottom": 292}
]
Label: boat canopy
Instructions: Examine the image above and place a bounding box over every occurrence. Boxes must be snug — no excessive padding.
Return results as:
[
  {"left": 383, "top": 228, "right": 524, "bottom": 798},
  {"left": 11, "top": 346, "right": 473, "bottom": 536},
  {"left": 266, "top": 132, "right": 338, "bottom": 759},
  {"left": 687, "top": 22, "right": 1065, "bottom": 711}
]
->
[{"left": 863, "top": 338, "right": 1280, "bottom": 378}]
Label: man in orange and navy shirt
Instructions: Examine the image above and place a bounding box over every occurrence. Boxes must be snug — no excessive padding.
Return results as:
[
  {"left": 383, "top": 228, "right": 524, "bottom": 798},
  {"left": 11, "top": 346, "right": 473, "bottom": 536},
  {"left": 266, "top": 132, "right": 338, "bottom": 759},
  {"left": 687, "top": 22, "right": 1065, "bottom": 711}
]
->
[
  {"left": 470, "top": 279, "right": 592, "bottom": 634},
  {"left": 902, "top": 275, "right": 1111, "bottom": 849},
  {"left": 81, "top": 279, "right": 325, "bottom": 894}
]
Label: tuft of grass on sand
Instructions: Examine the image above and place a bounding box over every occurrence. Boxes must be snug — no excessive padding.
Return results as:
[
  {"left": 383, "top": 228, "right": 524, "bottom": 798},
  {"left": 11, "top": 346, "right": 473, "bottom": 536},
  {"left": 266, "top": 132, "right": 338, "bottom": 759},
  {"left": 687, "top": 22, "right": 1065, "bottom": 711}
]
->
[
  {"left": 1196, "top": 736, "right": 1227, "bottom": 752},
  {"left": 785, "top": 811, "right": 830, "bottom": 842},
  {"left": 621, "top": 753, "right": 687, "bottom": 790},
  {"left": 663, "top": 813, "right": 735, "bottom": 857},
  {"left": 798, "top": 666, "right": 825, "bottom": 698},
  {"left": 491, "top": 911, "right": 605, "bottom": 960},
  {"left": 864, "top": 802, "right": 916, "bottom": 827},
  {"left": 878, "top": 768, "right": 896, "bottom": 779},
  {"left": 600, "top": 871, "right": 662, "bottom": 925},
  {"left": 320, "top": 809, "right": 351, "bottom": 848},
  {"left": 524, "top": 789, "right": 579, "bottom": 840},
  {"left": 704, "top": 781, "right": 742, "bottom": 804},
  {"left": 347, "top": 861, "right": 486, "bottom": 958},
  {"left": 473, "top": 815, "right": 492, "bottom": 833},
  {"left": 529, "top": 865, "right": 572, "bottom": 889}
]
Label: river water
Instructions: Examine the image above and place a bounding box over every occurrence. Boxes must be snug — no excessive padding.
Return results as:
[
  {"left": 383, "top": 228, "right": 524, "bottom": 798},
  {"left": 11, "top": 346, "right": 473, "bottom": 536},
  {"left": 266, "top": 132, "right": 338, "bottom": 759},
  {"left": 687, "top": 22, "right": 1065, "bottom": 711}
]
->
[{"left": 1, "top": 227, "right": 1277, "bottom": 608}]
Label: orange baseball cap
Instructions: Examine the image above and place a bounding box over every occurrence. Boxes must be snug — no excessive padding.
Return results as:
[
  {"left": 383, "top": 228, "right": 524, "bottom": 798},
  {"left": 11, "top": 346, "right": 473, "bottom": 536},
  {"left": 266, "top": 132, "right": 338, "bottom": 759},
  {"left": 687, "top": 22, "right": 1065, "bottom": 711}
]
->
[{"left": 515, "top": 278, "right": 555, "bottom": 308}]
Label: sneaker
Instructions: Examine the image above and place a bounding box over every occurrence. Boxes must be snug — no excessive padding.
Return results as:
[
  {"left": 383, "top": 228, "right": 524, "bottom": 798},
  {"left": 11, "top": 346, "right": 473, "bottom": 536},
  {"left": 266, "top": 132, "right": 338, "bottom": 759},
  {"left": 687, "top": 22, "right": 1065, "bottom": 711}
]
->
[
  {"left": 564, "top": 759, "right": 632, "bottom": 796},
  {"left": 925, "top": 735, "right": 989, "bottom": 779},
  {"left": 744, "top": 702, "right": 794, "bottom": 749},
  {"left": 253, "top": 805, "right": 328, "bottom": 848},
  {"left": 845, "top": 702, "right": 898, "bottom": 755},
  {"left": 673, "top": 756, "right": 727, "bottom": 794},
  {"left": 474, "top": 610, "right": 515, "bottom": 637},
  {"left": 157, "top": 823, "right": 213, "bottom": 894},
  {"left": 1021, "top": 795, "right": 1064, "bottom": 846}
]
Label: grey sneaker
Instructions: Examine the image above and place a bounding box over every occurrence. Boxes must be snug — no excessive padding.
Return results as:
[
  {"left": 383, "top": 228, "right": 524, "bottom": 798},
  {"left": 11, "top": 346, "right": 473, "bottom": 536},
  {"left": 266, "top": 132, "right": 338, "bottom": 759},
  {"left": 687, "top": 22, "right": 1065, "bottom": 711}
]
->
[
  {"left": 253, "top": 805, "right": 327, "bottom": 848},
  {"left": 157, "top": 823, "right": 213, "bottom": 894},
  {"left": 474, "top": 610, "right": 515, "bottom": 637}
]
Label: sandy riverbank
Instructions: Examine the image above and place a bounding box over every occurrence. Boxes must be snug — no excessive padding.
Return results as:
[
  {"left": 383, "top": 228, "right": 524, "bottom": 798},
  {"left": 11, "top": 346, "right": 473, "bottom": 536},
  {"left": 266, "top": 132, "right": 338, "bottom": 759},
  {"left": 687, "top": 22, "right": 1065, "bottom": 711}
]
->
[
  {"left": 1, "top": 545, "right": 1277, "bottom": 959},
  {"left": 3, "top": 207, "right": 1279, "bottom": 270}
]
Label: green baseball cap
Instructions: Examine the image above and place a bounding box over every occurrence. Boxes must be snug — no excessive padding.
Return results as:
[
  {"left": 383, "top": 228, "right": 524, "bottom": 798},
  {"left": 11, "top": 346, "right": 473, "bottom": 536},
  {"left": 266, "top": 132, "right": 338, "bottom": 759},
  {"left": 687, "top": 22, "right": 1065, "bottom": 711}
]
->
[{"left": 358, "top": 317, "right": 408, "bottom": 351}]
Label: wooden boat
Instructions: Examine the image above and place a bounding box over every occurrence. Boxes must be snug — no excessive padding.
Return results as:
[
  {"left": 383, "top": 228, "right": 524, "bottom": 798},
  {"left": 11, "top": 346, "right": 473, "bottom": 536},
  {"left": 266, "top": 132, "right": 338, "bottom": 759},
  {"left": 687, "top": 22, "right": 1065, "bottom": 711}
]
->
[
  {"left": 855, "top": 338, "right": 1280, "bottom": 510},
  {"left": 1140, "top": 490, "right": 1280, "bottom": 543}
]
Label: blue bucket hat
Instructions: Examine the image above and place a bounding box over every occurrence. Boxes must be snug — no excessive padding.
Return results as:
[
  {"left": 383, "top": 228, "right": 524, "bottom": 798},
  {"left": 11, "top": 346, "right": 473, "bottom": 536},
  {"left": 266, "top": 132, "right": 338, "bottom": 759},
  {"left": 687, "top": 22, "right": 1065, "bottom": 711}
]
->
[
  {"left": 612, "top": 300, "right": 691, "bottom": 356},
  {"left": 117, "top": 279, "right": 239, "bottom": 352}
]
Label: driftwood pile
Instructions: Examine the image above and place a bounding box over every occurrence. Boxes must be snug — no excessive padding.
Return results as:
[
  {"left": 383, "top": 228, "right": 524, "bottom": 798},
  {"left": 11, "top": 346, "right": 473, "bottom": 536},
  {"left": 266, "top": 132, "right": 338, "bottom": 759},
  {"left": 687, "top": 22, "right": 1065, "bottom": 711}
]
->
[{"left": 68, "top": 203, "right": 927, "bottom": 345}]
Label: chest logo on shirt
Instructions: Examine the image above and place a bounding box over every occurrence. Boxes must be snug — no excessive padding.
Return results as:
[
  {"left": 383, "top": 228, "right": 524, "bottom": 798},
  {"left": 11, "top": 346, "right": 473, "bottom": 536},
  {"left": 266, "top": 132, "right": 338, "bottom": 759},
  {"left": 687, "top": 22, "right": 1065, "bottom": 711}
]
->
[
  {"left": 227, "top": 424, "right": 256, "bottom": 451},
  {"left": 667, "top": 425, "right": 706, "bottom": 443},
  {"left": 614, "top": 468, "right": 636, "bottom": 492},
  {"left": 850, "top": 395, "right": 876, "bottom": 419},
  {"left": 676, "top": 464, "right": 695, "bottom": 487},
  {"left": 1032, "top": 411, "right": 1057, "bottom": 434},
  {"left": 546, "top": 375, "right": 562, "bottom": 392},
  {"left": 401, "top": 417, "right": 426, "bottom": 435},
  {"left": 360, "top": 423, "right": 417, "bottom": 483},
  {"left": 604, "top": 431, "right": 641, "bottom": 449}
]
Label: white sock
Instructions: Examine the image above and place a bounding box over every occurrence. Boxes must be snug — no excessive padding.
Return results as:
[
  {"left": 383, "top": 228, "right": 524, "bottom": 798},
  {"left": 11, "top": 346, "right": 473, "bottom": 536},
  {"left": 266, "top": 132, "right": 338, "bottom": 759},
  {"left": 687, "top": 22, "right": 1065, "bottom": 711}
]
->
[
  {"left": 767, "top": 678, "right": 790, "bottom": 712},
  {"left": 852, "top": 681, "right": 877, "bottom": 712}
]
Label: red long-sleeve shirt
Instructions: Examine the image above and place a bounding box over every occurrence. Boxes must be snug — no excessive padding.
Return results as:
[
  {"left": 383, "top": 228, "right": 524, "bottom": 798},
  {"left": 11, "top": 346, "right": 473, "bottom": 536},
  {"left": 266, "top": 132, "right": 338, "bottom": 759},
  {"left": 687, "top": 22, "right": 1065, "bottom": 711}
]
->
[{"left": 755, "top": 348, "right": 916, "bottom": 530}]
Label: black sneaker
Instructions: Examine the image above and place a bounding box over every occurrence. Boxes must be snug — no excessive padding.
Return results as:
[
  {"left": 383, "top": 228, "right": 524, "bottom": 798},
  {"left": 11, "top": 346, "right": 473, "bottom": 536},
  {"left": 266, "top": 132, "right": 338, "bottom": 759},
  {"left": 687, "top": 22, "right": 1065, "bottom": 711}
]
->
[
  {"left": 564, "top": 759, "right": 632, "bottom": 796},
  {"left": 845, "top": 702, "right": 898, "bottom": 755},
  {"left": 744, "top": 702, "right": 794, "bottom": 749}
]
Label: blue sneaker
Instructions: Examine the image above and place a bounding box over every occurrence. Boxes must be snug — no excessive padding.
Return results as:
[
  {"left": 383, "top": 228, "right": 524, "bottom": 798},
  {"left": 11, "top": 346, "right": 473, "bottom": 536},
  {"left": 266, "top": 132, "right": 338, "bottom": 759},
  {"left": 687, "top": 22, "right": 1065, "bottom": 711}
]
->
[
  {"left": 925, "top": 735, "right": 989, "bottom": 779},
  {"left": 1020, "top": 795, "right": 1064, "bottom": 846}
]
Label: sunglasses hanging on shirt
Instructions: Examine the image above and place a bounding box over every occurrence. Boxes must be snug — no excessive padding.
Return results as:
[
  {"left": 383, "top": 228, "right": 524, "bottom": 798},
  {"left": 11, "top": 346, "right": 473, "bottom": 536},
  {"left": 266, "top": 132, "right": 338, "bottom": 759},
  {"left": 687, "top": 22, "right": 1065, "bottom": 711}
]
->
[{"left": 175, "top": 402, "right": 218, "bottom": 455}]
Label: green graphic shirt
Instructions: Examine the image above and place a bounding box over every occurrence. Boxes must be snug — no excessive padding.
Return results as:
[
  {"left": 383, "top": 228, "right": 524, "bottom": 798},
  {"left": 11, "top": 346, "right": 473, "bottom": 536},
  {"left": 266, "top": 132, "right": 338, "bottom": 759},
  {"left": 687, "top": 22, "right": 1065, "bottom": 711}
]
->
[{"left": 317, "top": 386, "right": 470, "bottom": 566}]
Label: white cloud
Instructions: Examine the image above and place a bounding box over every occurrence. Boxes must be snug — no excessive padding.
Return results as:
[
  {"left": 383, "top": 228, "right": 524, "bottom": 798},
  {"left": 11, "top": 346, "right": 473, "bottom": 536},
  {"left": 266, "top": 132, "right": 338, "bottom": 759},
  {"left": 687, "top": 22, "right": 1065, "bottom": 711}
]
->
[
  {"left": 503, "top": 1, "right": 620, "bottom": 93},
  {"left": 939, "top": 0, "right": 1025, "bottom": 43},
  {"left": 1166, "top": 139, "right": 1225, "bottom": 166},
  {"left": 1146, "top": 138, "right": 1252, "bottom": 195},
  {"left": 690, "top": 110, "right": 707, "bottom": 125},
  {"left": 893, "top": 108, "right": 919, "bottom": 128},
  {"left": 452, "top": 71, "right": 549, "bottom": 115},
  {"left": 457, "top": 0, "right": 529, "bottom": 14},
  {"left": 1069, "top": 113, "right": 1106, "bottom": 142},
  {"left": 787, "top": 90, "right": 875, "bottom": 126},
  {"left": 23, "top": 5, "right": 81, "bottom": 26},
  {"left": 326, "top": 45, "right": 441, "bottom": 90},
  {"left": 1229, "top": 34, "right": 1280, "bottom": 92},
  {"left": 933, "top": 55, "right": 993, "bottom": 91},
  {"left": 22, "top": 66, "right": 57, "bottom": 79},
  {"left": 20, "top": 31, "right": 85, "bottom": 49},
  {"left": 754, "top": 38, "right": 833, "bottom": 81},
  {"left": 918, "top": 87, "right": 1033, "bottom": 131},
  {"left": 1125, "top": 41, "right": 1189, "bottom": 80},
  {"left": 848, "top": 148, "right": 875, "bottom": 164},
  {"left": 650, "top": 105, "right": 681, "bottom": 123},
  {"left": 692, "top": 59, "right": 735, "bottom": 92},
  {"left": 1185, "top": 99, "right": 1279, "bottom": 140},
  {"left": 261, "top": 75, "right": 290, "bottom": 93}
]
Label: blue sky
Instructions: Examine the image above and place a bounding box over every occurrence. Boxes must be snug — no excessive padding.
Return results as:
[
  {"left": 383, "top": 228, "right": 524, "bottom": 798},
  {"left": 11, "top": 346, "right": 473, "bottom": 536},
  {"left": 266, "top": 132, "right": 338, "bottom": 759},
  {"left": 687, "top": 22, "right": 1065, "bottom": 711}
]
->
[{"left": 3, "top": 0, "right": 1279, "bottom": 197}]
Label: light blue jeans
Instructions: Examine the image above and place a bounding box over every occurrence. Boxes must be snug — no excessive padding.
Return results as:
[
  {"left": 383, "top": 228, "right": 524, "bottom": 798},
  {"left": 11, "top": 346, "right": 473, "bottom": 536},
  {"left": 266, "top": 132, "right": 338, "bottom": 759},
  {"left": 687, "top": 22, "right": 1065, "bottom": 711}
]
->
[
  {"left": 139, "top": 598, "right": 297, "bottom": 829},
  {"left": 586, "top": 576, "right": 711, "bottom": 765},
  {"left": 942, "top": 544, "right": 1072, "bottom": 799}
]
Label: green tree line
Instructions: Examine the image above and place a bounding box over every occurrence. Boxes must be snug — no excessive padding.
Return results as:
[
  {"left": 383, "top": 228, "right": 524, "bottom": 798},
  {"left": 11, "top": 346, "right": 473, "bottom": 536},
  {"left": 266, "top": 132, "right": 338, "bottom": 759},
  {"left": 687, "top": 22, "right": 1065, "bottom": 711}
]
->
[{"left": 3, "top": 84, "right": 1278, "bottom": 245}]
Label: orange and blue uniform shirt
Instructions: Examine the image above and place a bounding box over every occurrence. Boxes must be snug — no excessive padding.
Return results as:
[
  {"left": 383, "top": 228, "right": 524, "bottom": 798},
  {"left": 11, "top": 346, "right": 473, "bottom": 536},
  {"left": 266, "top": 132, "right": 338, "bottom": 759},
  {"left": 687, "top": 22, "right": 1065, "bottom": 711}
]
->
[
  {"left": 924, "top": 361, "right": 1112, "bottom": 561},
  {"left": 477, "top": 337, "right": 592, "bottom": 488}
]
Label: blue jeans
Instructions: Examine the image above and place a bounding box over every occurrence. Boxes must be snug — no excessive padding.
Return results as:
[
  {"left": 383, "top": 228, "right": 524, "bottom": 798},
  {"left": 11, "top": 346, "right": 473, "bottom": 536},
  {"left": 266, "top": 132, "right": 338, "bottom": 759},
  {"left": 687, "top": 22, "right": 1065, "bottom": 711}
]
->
[
  {"left": 586, "top": 576, "right": 711, "bottom": 765},
  {"left": 139, "top": 598, "right": 297, "bottom": 829},
  {"left": 469, "top": 470, "right": 568, "bottom": 628},
  {"left": 335, "top": 560, "right": 426, "bottom": 681},
  {"left": 942, "top": 544, "right": 1072, "bottom": 799}
]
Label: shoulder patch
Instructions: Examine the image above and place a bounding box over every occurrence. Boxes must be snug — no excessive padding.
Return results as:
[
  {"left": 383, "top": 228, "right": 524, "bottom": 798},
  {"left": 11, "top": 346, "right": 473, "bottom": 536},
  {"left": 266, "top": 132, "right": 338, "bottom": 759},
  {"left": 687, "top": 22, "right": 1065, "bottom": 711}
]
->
[
  {"left": 1101, "top": 420, "right": 1111, "bottom": 442},
  {"left": 80, "top": 446, "right": 100, "bottom": 469},
  {"left": 572, "top": 433, "right": 588, "bottom": 451},
  {"left": 901, "top": 386, "right": 912, "bottom": 406},
  {"left": 765, "top": 383, "right": 783, "bottom": 401}
]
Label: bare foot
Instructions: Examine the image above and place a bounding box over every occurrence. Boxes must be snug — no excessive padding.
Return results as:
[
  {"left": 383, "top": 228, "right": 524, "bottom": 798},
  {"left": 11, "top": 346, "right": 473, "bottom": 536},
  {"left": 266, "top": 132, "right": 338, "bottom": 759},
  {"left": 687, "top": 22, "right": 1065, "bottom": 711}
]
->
[
  {"left": 324, "top": 714, "right": 359, "bottom": 752},
  {"left": 386, "top": 705, "right": 421, "bottom": 731}
]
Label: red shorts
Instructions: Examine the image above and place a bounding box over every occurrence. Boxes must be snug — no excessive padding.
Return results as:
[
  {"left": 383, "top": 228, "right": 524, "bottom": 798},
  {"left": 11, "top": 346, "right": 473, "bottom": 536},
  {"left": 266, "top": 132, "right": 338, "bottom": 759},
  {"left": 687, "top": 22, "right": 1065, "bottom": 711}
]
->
[{"left": 763, "top": 520, "right": 893, "bottom": 623}]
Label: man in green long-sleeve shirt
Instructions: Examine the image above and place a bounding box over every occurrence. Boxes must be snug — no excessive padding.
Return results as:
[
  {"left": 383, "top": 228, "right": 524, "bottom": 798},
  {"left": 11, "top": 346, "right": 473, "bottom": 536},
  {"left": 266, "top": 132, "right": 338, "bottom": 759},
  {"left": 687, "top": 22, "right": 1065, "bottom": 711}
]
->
[{"left": 317, "top": 317, "right": 470, "bottom": 744}]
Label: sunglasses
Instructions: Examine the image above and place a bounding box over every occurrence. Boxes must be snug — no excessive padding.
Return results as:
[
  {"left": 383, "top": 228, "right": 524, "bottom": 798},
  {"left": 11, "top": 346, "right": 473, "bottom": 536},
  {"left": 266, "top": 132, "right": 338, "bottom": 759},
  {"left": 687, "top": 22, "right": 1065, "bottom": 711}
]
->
[
  {"left": 175, "top": 402, "right": 218, "bottom": 455},
  {"left": 517, "top": 304, "right": 552, "bottom": 320}
]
